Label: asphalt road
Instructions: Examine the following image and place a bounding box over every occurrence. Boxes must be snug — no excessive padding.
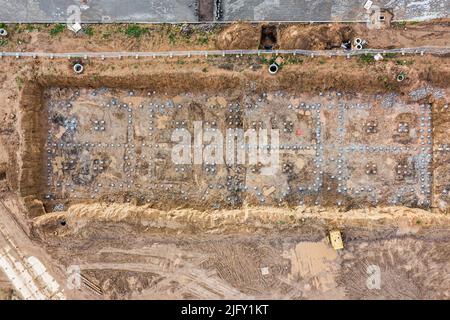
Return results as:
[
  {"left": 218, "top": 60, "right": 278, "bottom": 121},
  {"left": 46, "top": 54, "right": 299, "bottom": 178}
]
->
[
  {"left": 0, "top": 0, "right": 198, "bottom": 23},
  {"left": 222, "top": 0, "right": 450, "bottom": 22},
  {"left": 0, "top": 0, "right": 448, "bottom": 22}
]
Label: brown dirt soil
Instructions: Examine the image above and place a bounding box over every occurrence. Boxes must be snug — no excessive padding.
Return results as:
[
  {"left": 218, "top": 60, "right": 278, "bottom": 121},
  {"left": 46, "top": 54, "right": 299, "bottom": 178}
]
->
[
  {"left": 353, "top": 20, "right": 450, "bottom": 49},
  {"left": 0, "top": 54, "right": 448, "bottom": 218},
  {"left": 0, "top": 22, "right": 449, "bottom": 300},
  {"left": 0, "top": 23, "right": 224, "bottom": 53},
  {"left": 29, "top": 209, "right": 450, "bottom": 299},
  {"left": 32, "top": 202, "right": 450, "bottom": 238},
  {"left": 0, "top": 270, "right": 17, "bottom": 300},
  {"left": 279, "top": 21, "right": 450, "bottom": 50},
  {"left": 215, "top": 23, "right": 261, "bottom": 50},
  {"left": 279, "top": 24, "right": 354, "bottom": 50},
  {"left": 0, "top": 21, "right": 448, "bottom": 53}
]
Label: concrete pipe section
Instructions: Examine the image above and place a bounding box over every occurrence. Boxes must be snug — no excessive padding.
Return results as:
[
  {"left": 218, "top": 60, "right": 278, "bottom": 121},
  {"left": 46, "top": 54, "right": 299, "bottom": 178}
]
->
[
  {"left": 269, "top": 63, "right": 279, "bottom": 75},
  {"left": 354, "top": 38, "right": 364, "bottom": 50},
  {"left": 0, "top": 28, "right": 7, "bottom": 37},
  {"left": 73, "top": 63, "right": 84, "bottom": 74}
]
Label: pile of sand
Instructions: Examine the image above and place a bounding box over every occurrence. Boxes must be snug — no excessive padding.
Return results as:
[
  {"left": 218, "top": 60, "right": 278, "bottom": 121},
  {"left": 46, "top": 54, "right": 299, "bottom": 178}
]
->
[
  {"left": 216, "top": 23, "right": 260, "bottom": 50},
  {"left": 280, "top": 24, "right": 354, "bottom": 50}
]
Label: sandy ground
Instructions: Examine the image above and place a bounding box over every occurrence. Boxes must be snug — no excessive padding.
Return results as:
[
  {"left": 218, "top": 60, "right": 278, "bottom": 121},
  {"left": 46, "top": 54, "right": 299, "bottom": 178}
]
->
[
  {"left": 30, "top": 205, "right": 450, "bottom": 299},
  {"left": 41, "top": 88, "right": 434, "bottom": 211},
  {"left": 0, "top": 22, "right": 449, "bottom": 299},
  {"left": 0, "top": 21, "right": 448, "bottom": 53},
  {"left": 0, "top": 194, "right": 92, "bottom": 299}
]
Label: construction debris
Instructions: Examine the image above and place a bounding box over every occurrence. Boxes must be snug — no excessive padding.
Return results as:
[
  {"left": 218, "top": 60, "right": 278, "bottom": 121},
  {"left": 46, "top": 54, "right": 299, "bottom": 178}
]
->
[
  {"left": 374, "top": 53, "right": 384, "bottom": 61},
  {"left": 364, "top": 0, "right": 373, "bottom": 11},
  {"left": 67, "top": 23, "right": 82, "bottom": 33}
]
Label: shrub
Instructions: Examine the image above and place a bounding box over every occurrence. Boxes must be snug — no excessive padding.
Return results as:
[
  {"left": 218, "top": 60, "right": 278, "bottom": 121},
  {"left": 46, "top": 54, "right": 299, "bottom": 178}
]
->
[{"left": 49, "top": 24, "right": 65, "bottom": 36}]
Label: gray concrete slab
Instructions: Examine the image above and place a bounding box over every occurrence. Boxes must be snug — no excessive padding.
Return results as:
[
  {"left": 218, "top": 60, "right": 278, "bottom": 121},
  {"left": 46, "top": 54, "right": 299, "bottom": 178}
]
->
[
  {"left": 0, "top": 0, "right": 198, "bottom": 23},
  {"left": 0, "top": 0, "right": 448, "bottom": 22},
  {"left": 222, "top": 0, "right": 450, "bottom": 21}
]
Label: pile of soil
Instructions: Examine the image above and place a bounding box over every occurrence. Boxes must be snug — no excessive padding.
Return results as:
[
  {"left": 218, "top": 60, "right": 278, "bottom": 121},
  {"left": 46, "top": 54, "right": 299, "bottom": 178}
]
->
[
  {"left": 216, "top": 23, "right": 260, "bottom": 50},
  {"left": 280, "top": 24, "right": 354, "bottom": 50}
]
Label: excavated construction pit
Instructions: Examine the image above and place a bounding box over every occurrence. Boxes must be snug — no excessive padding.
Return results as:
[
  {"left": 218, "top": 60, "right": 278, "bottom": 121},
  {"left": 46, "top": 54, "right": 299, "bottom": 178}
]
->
[{"left": 16, "top": 70, "right": 449, "bottom": 216}]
